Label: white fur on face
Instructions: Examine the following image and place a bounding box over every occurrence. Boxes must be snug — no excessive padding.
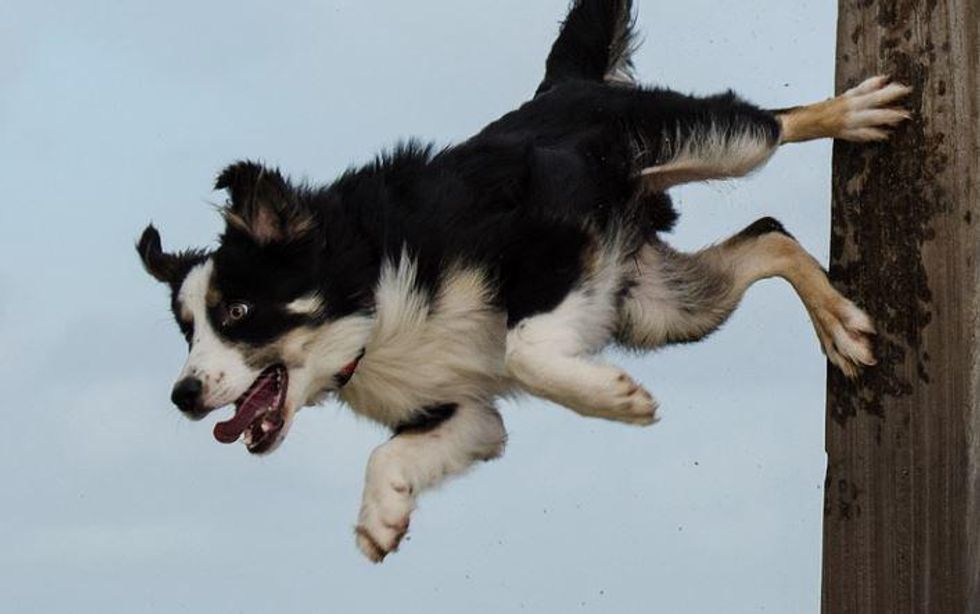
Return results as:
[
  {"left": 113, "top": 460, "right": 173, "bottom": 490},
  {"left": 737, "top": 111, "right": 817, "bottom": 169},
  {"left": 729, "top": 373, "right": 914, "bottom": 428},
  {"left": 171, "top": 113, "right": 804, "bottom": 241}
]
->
[
  {"left": 213, "top": 254, "right": 513, "bottom": 431},
  {"left": 176, "top": 260, "right": 260, "bottom": 408}
]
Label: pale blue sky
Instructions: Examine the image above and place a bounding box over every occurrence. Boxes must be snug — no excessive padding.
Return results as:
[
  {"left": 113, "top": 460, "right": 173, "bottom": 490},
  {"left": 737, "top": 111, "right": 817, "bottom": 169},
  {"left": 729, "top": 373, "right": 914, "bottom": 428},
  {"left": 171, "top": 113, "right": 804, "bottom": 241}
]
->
[{"left": 1, "top": 1, "right": 836, "bottom": 612}]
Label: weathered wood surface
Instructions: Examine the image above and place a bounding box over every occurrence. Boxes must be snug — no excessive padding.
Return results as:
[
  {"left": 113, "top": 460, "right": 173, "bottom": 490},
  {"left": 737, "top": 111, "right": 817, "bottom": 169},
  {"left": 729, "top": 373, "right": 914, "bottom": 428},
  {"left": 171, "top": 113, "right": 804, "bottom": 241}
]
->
[{"left": 823, "top": 1, "right": 979, "bottom": 613}]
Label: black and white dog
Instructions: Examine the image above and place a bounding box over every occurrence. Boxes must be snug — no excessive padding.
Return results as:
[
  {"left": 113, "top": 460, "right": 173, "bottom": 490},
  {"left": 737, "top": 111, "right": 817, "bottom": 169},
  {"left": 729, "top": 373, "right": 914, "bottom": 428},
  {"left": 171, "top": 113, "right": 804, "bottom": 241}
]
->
[{"left": 138, "top": 0, "right": 910, "bottom": 562}]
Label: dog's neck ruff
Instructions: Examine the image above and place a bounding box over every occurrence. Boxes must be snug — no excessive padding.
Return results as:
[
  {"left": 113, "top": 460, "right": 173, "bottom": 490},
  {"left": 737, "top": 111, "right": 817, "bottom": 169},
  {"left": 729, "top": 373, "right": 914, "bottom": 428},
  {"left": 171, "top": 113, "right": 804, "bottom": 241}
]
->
[{"left": 336, "top": 349, "right": 365, "bottom": 388}]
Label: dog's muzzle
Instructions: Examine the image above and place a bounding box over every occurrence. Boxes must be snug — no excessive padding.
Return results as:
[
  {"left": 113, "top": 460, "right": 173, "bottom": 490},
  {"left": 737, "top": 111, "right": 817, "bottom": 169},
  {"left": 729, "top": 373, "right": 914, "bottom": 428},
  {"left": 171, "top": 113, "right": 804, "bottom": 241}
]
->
[{"left": 171, "top": 376, "right": 206, "bottom": 419}]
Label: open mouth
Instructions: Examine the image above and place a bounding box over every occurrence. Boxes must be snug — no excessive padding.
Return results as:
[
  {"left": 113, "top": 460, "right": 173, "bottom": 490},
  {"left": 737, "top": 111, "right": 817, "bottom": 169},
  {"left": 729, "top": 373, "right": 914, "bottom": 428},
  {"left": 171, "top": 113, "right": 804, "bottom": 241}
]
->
[{"left": 213, "top": 365, "right": 287, "bottom": 454}]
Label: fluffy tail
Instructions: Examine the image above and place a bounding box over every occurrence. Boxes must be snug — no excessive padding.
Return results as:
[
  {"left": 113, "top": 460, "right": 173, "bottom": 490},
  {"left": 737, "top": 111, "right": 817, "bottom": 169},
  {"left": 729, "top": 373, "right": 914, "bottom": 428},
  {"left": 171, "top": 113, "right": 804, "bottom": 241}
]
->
[{"left": 535, "top": 0, "right": 639, "bottom": 97}]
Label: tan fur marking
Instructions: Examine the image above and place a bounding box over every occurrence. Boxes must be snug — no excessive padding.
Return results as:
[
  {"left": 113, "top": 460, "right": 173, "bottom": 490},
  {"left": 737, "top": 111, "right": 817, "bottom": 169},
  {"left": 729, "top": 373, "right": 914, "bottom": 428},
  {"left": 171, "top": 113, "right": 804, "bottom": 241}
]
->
[
  {"left": 222, "top": 210, "right": 251, "bottom": 235},
  {"left": 205, "top": 285, "right": 221, "bottom": 308},
  {"left": 221, "top": 207, "right": 315, "bottom": 244},
  {"left": 778, "top": 75, "right": 912, "bottom": 144},
  {"left": 778, "top": 98, "right": 847, "bottom": 143},
  {"left": 617, "top": 231, "right": 876, "bottom": 377},
  {"left": 720, "top": 234, "right": 877, "bottom": 377}
]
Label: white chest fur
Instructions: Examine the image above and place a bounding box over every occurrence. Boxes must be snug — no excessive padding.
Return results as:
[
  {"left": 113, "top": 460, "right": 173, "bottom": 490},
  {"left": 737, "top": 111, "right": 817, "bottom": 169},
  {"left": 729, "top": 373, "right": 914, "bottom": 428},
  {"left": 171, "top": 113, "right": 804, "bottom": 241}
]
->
[{"left": 338, "top": 259, "right": 513, "bottom": 426}]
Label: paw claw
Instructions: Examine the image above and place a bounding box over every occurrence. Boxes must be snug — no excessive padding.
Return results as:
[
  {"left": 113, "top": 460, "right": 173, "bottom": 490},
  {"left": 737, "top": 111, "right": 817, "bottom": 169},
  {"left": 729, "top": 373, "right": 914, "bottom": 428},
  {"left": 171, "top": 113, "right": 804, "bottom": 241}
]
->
[
  {"left": 561, "top": 368, "right": 659, "bottom": 426},
  {"left": 838, "top": 76, "right": 914, "bottom": 142},
  {"left": 850, "top": 74, "right": 890, "bottom": 95},
  {"left": 355, "top": 526, "right": 391, "bottom": 563},
  {"left": 812, "top": 298, "right": 877, "bottom": 377},
  {"left": 355, "top": 516, "right": 409, "bottom": 563},
  {"left": 605, "top": 371, "right": 659, "bottom": 426},
  {"left": 356, "top": 469, "right": 415, "bottom": 562},
  {"left": 523, "top": 362, "right": 660, "bottom": 427}
]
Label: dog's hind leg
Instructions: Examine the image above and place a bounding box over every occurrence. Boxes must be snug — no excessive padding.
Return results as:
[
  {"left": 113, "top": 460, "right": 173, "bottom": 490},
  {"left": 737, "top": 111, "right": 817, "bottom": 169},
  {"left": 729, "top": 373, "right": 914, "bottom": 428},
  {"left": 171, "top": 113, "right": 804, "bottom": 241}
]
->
[
  {"left": 636, "top": 90, "right": 783, "bottom": 192},
  {"left": 638, "top": 76, "right": 911, "bottom": 192},
  {"left": 616, "top": 218, "right": 876, "bottom": 377},
  {"left": 776, "top": 75, "right": 912, "bottom": 144},
  {"left": 354, "top": 402, "right": 506, "bottom": 563}
]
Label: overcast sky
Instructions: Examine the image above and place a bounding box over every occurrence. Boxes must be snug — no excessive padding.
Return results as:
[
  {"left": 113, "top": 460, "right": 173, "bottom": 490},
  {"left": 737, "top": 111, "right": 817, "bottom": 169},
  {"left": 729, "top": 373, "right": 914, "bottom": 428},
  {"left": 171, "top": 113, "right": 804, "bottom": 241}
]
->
[{"left": 1, "top": 1, "right": 837, "bottom": 612}]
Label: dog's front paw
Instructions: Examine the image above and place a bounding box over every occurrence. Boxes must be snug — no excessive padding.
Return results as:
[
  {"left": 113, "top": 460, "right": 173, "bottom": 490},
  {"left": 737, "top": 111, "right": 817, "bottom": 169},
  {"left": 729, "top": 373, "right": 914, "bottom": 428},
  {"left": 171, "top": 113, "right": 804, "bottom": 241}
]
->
[
  {"left": 838, "top": 75, "right": 913, "bottom": 142},
  {"left": 604, "top": 370, "right": 659, "bottom": 426},
  {"left": 564, "top": 366, "right": 659, "bottom": 426},
  {"left": 355, "top": 477, "right": 414, "bottom": 563}
]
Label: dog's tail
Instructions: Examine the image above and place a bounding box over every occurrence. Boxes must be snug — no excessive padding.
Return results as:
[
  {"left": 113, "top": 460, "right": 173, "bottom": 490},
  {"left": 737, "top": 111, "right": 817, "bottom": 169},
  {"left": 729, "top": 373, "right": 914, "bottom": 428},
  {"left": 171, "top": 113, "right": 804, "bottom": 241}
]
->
[{"left": 535, "top": 0, "right": 639, "bottom": 97}]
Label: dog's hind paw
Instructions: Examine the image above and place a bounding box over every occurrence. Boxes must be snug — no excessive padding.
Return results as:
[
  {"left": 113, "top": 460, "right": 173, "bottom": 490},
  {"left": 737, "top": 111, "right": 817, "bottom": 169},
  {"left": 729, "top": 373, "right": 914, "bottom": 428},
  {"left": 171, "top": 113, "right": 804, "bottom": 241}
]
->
[
  {"left": 810, "top": 297, "right": 877, "bottom": 378},
  {"left": 837, "top": 75, "right": 913, "bottom": 142}
]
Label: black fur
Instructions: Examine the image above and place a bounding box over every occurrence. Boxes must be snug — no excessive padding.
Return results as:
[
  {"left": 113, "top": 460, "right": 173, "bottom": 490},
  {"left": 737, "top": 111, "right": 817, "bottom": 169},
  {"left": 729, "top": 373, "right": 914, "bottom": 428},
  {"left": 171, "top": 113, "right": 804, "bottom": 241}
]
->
[
  {"left": 537, "top": 0, "right": 639, "bottom": 95},
  {"left": 392, "top": 404, "right": 459, "bottom": 437},
  {"left": 136, "top": 226, "right": 207, "bottom": 343},
  {"left": 137, "top": 225, "right": 207, "bottom": 290},
  {"left": 738, "top": 216, "right": 794, "bottom": 240},
  {"left": 209, "top": 223, "right": 321, "bottom": 346},
  {"left": 140, "top": 0, "right": 783, "bottom": 337}
]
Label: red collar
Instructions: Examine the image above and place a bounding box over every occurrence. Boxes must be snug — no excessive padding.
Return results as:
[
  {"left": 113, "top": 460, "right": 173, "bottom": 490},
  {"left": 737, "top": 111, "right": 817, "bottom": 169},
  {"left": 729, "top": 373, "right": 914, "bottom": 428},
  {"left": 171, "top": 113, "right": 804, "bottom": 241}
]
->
[{"left": 335, "top": 349, "right": 365, "bottom": 388}]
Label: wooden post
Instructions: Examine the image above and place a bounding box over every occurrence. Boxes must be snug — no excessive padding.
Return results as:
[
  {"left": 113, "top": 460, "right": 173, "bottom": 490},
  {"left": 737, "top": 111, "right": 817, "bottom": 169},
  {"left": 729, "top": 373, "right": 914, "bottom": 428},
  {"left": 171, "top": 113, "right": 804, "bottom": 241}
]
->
[{"left": 823, "top": 1, "right": 979, "bottom": 612}]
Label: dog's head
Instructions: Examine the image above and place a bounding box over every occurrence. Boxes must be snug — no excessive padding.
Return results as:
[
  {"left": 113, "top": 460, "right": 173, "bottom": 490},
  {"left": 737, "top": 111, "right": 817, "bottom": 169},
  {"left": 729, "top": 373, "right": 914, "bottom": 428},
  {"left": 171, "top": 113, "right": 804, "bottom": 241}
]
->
[{"left": 137, "top": 162, "right": 370, "bottom": 454}]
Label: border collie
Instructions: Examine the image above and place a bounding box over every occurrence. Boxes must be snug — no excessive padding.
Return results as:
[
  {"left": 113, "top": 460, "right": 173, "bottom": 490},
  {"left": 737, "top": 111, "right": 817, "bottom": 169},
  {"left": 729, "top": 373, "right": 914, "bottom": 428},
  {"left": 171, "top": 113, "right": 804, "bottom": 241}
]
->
[{"left": 137, "top": 0, "right": 910, "bottom": 562}]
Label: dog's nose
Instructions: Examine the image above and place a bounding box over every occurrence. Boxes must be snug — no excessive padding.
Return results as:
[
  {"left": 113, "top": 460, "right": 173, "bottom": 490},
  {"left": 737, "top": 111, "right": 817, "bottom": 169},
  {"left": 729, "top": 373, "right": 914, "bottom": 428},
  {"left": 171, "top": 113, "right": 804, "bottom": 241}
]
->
[{"left": 171, "top": 377, "right": 204, "bottom": 413}]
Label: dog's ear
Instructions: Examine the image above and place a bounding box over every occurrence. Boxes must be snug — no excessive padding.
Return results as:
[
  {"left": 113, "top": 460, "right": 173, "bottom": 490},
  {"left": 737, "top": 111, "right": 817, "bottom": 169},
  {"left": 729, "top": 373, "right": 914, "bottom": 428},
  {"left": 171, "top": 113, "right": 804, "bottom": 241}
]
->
[
  {"left": 215, "top": 161, "right": 313, "bottom": 244},
  {"left": 136, "top": 225, "right": 203, "bottom": 286}
]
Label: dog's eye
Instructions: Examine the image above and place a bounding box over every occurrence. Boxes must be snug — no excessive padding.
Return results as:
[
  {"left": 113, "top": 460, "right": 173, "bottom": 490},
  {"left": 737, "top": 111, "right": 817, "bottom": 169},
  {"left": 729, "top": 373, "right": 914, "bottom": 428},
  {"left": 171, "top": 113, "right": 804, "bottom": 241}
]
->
[{"left": 225, "top": 302, "right": 251, "bottom": 324}]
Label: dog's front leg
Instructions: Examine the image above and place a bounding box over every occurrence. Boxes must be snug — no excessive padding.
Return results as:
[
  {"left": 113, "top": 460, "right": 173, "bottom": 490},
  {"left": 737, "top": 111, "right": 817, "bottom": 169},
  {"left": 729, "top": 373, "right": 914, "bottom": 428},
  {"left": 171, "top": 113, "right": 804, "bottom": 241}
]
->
[{"left": 354, "top": 402, "right": 506, "bottom": 563}]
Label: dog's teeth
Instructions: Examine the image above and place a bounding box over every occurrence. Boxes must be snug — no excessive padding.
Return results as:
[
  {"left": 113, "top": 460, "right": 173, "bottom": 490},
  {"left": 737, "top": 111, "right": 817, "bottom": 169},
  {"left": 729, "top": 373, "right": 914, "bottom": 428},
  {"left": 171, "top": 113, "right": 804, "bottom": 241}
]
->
[
  {"left": 243, "top": 430, "right": 253, "bottom": 445},
  {"left": 261, "top": 420, "right": 275, "bottom": 433}
]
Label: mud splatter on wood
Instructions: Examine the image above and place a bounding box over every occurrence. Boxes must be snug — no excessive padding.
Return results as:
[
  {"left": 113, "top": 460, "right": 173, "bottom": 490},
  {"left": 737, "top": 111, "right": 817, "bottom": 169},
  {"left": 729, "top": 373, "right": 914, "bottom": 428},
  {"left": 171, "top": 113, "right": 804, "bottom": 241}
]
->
[{"left": 822, "top": 1, "right": 980, "bottom": 613}]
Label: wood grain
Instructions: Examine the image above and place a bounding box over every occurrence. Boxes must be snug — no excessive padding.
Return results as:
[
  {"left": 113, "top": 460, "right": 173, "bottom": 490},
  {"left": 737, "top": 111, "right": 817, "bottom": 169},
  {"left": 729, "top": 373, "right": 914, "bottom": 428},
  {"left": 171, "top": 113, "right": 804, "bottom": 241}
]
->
[{"left": 824, "top": 1, "right": 979, "bottom": 612}]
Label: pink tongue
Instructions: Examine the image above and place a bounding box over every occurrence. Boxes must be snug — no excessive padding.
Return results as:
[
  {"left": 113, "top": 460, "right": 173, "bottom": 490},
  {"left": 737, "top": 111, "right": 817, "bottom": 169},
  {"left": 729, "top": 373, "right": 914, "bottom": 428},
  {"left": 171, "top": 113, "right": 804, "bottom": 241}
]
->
[{"left": 214, "top": 378, "right": 276, "bottom": 444}]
